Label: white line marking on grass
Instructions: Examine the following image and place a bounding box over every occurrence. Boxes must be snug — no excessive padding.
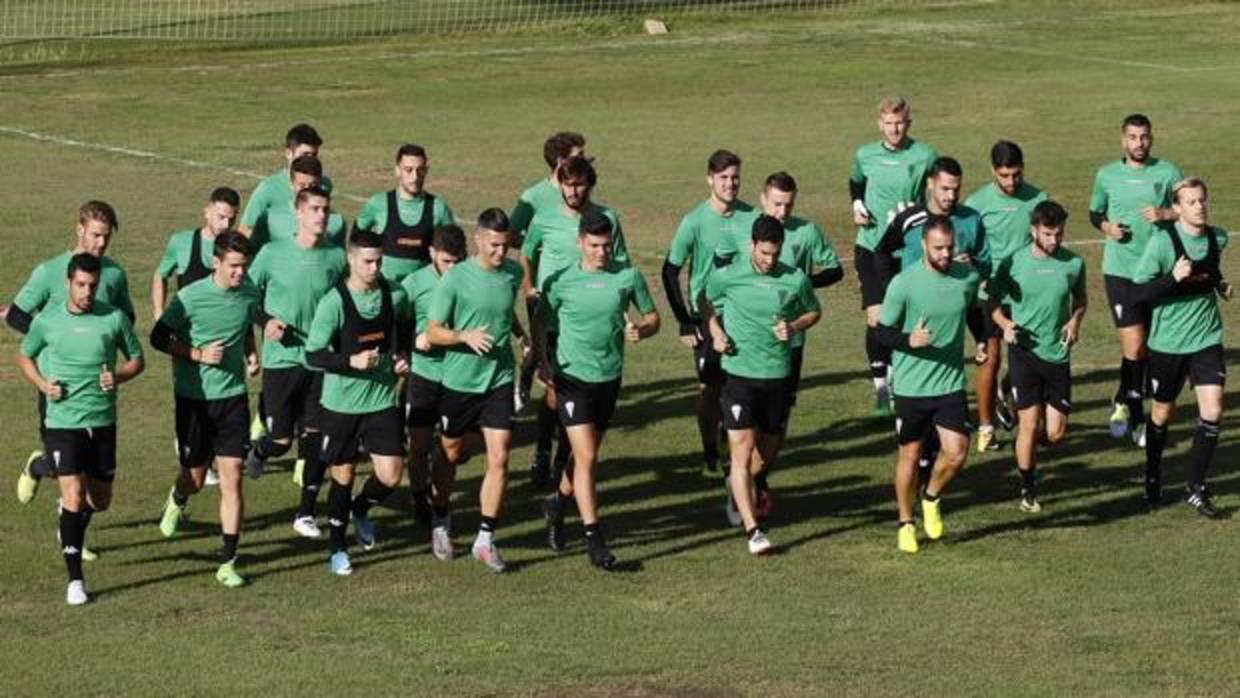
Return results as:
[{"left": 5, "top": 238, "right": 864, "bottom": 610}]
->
[{"left": 917, "top": 37, "right": 1219, "bottom": 73}]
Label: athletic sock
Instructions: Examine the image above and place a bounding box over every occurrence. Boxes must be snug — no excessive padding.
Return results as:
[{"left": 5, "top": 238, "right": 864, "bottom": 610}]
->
[
  {"left": 1187, "top": 418, "right": 1220, "bottom": 491},
  {"left": 584, "top": 521, "right": 601, "bottom": 539},
  {"left": 479, "top": 515, "right": 498, "bottom": 534},
  {"left": 754, "top": 472, "right": 769, "bottom": 493},
  {"left": 327, "top": 480, "right": 351, "bottom": 553},
  {"left": 1119, "top": 358, "right": 1146, "bottom": 425},
  {"left": 922, "top": 491, "right": 941, "bottom": 503},
  {"left": 297, "top": 431, "right": 320, "bottom": 463},
  {"left": 1144, "top": 418, "right": 1168, "bottom": 488},
  {"left": 297, "top": 433, "right": 327, "bottom": 518},
  {"left": 59, "top": 508, "right": 85, "bottom": 582},
  {"left": 81, "top": 508, "right": 94, "bottom": 532},
  {"left": 432, "top": 505, "right": 450, "bottom": 521},
  {"left": 1019, "top": 466, "right": 1037, "bottom": 491},
  {"left": 220, "top": 533, "right": 239, "bottom": 563},
  {"left": 536, "top": 404, "right": 556, "bottom": 453},
  {"left": 351, "top": 477, "right": 394, "bottom": 517},
  {"left": 865, "top": 327, "right": 890, "bottom": 384},
  {"left": 172, "top": 488, "right": 190, "bottom": 507}
]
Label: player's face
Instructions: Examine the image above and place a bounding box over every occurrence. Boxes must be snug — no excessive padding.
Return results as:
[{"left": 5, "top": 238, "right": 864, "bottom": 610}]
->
[
  {"left": 993, "top": 165, "right": 1023, "bottom": 196},
  {"left": 1122, "top": 125, "right": 1152, "bottom": 163},
  {"left": 286, "top": 143, "right": 319, "bottom": 163},
  {"left": 204, "top": 202, "right": 237, "bottom": 234},
  {"left": 1032, "top": 223, "right": 1064, "bottom": 256},
  {"left": 396, "top": 155, "right": 428, "bottom": 196},
  {"left": 560, "top": 177, "right": 592, "bottom": 210},
  {"left": 430, "top": 248, "right": 461, "bottom": 275},
  {"left": 296, "top": 195, "right": 329, "bottom": 236},
  {"left": 66, "top": 270, "right": 99, "bottom": 313},
  {"left": 214, "top": 251, "right": 249, "bottom": 289},
  {"left": 761, "top": 187, "right": 796, "bottom": 223},
  {"left": 76, "top": 219, "right": 112, "bottom": 257},
  {"left": 928, "top": 173, "right": 961, "bottom": 213},
  {"left": 751, "top": 240, "right": 781, "bottom": 274},
  {"left": 349, "top": 246, "right": 383, "bottom": 285},
  {"left": 877, "top": 110, "right": 911, "bottom": 148},
  {"left": 290, "top": 172, "right": 320, "bottom": 193},
  {"left": 1173, "top": 186, "right": 1208, "bottom": 228},
  {"left": 922, "top": 228, "right": 954, "bottom": 273},
  {"left": 475, "top": 229, "right": 510, "bottom": 268},
  {"left": 577, "top": 232, "right": 613, "bottom": 270},
  {"left": 708, "top": 166, "right": 740, "bottom": 205}
]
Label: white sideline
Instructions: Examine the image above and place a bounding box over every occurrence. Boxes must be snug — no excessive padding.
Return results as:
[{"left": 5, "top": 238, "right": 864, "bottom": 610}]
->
[{"left": 914, "top": 36, "right": 1226, "bottom": 73}]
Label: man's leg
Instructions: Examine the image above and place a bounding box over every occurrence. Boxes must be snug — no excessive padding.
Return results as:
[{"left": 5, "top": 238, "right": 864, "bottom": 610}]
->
[
  {"left": 215, "top": 457, "right": 245, "bottom": 587},
  {"left": 473, "top": 427, "right": 513, "bottom": 572},
  {"left": 58, "top": 472, "right": 89, "bottom": 604},
  {"left": 560, "top": 423, "right": 615, "bottom": 567},
  {"left": 922, "top": 425, "right": 969, "bottom": 541},
  {"left": 350, "top": 453, "right": 404, "bottom": 550},
  {"left": 865, "top": 305, "right": 892, "bottom": 416},
  {"left": 326, "top": 462, "right": 356, "bottom": 575},
  {"left": 530, "top": 386, "right": 557, "bottom": 488},
  {"left": 293, "top": 429, "right": 325, "bottom": 537},
  {"left": 161, "top": 464, "right": 207, "bottom": 538},
  {"left": 975, "top": 336, "right": 1003, "bottom": 452},
  {"left": 697, "top": 382, "right": 722, "bottom": 473},
  {"left": 727, "top": 428, "right": 768, "bottom": 554},
  {"left": 1113, "top": 324, "right": 1148, "bottom": 442},
  {"left": 1185, "top": 384, "right": 1223, "bottom": 518},
  {"left": 1015, "top": 403, "right": 1044, "bottom": 512},
  {"left": 894, "top": 440, "right": 923, "bottom": 554}
]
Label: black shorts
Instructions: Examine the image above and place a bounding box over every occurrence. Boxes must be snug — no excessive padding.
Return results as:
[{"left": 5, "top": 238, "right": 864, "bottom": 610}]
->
[
  {"left": 175, "top": 394, "right": 250, "bottom": 468},
  {"left": 694, "top": 316, "right": 724, "bottom": 386},
  {"left": 854, "top": 246, "right": 892, "bottom": 309},
  {"left": 786, "top": 345, "right": 805, "bottom": 405},
  {"left": 405, "top": 373, "right": 444, "bottom": 429},
  {"left": 1007, "top": 345, "right": 1072, "bottom": 414},
  {"left": 261, "top": 367, "right": 323, "bottom": 439},
  {"left": 893, "top": 391, "right": 969, "bottom": 445},
  {"left": 555, "top": 373, "right": 621, "bottom": 432},
  {"left": 1104, "top": 275, "right": 1152, "bottom": 329},
  {"left": 970, "top": 304, "right": 1003, "bottom": 343},
  {"left": 1148, "top": 344, "right": 1226, "bottom": 404},
  {"left": 320, "top": 406, "right": 405, "bottom": 465},
  {"left": 721, "top": 373, "right": 790, "bottom": 435},
  {"left": 440, "top": 384, "right": 515, "bottom": 438},
  {"left": 43, "top": 425, "right": 117, "bottom": 482}
]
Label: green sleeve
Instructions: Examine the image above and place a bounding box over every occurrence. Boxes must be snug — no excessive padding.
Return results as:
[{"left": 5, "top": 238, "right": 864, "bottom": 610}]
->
[
  {"left": 156, "top": 236, "right": 180, "bottom": 278},
  {"left": 158, "top": 295, "right": 190, "bottom": 334},
  {"left": 240, "top": 180, "right": 271, "bottom": 229},
  {"left": 247, "top": 249, "right": 268, "bottom": 291},
  {"left": 666, "top": 215, "right": 695, "bottom": 266},
  {"left": 19, "top": 316, "right": 46, "bottom": 357},
  {"left": 251, "top": 209, "right": 271, "bottom": 245},
  {"left": 810, "top": 224, "right": 840, "bottom": 268},
  {"left": 704, "top": 267, "right": 727, "bottom": 307},
  {"left": 1217, "top": 227, "right": 1230, "bottom": 252},
  {"left": 305, "top": 293, "right": 343, "bottom": 353},
  {"left": 611, "top": 215, "right": 630, "bottom": 266},
  {"left": 510, "top": 193, "right": 536, "bottom": 236},
  {"left": 520, "top": 222, "right": 544, "bottom": 263},
  {"left": 1071, "top": 258, "right": 1088, "bottom": 303},
  {"left": 1164, "top": 164, "right": 1185, "bottom": 206},
  {"left": 436, "top": 198, "right": 455, "bottom": 225},
  {"left": 878, "top": 275, "right": 907, "bottom": 328},
  {"left": 355, "top": 195, "right": 383, "bottom": 232},
  {"left": 849, "top": 151, "right": 864, "bottom": 184},
  {"left": 973, "top": 222, "right": 993, "bottom": 279},
  {"left": 427, "top": 275, "right": 456, "bottom": 326},
  {"left": 630, "top": 268, "right": 656, "bottom": 314},
  {"left": 1088, "top": 169, "right": 1108, "bottom": 214},
  {"left": 393, "top": 287, "right": 412, "bottom": 326},
  {"left": 1132, "top": 236, "right": 1170, "bottom": 283},
  {"left": 326, "top": 215, "right": 347, "bottom": 247},
  {"left": 12, "top": 264, "right": 50, "bottom": 314},
  {"left": 115, "top": 311, "right": 144, "bottom": 360},
  {"left": 114, "top": 271, "right": 135, "bottom": 322},
  {"left": 796, "top": 274, "right": 820, "bottom": 315}
]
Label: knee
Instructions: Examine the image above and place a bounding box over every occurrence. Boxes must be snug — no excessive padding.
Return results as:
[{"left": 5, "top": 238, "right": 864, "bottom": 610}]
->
[
  {"left": 486, "top": 453, "right": 509, "bottom": 474},
  {"left": 941, "top": 446, "right": 967, "bottom": 471},
  {"left": 1045, "top": 424, "right": 1067, "bottom": 445}
]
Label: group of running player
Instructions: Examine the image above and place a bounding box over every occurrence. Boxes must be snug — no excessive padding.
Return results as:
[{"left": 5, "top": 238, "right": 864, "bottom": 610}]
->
[{"left": 5, "top": 98, "right": 1229, "bottom": 605}]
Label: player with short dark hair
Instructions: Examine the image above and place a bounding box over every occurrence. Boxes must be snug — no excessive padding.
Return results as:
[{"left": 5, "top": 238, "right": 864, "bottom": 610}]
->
[
  {"left": 238, "top": 123, "right": 333, "bottom": 238},
  {"left": 305, "top": 229, "right": 412, "bottom": 575},
  {"left": 15, "top": 253, "right": 144, "bottom": 604},
  {"left": 988, "top": 201, "right": 1087, "bottom": 512},
  {"left": 702, "top": 215, "right": 821, "bottom": 554},
  {"left": 427, "top": 209, "right": 524, "bottom": 573},
  {"left": 354, "top": 144, "right": 456, "bottom": 283},
  {"left": 873, "top": 216, "right": 981, "bottom": 553},
  {"left": 510, "top": 131, "right": 587, "bottom": 247},
  {"left": 152, "top": 187, "right": 241, "bottom": 318},
  {"left": 249, "top": 157, "right": 347, "bottom": 252},
  {"left": 151, "top": 232, "right": 261, "bottom": 587},
  {"left": 1133, "top": 178, "right": 1230, "bottom": 517},
  {"left": 535, "top": 209, "right": 660, "bottom": 570},
  {"left": 1089, "top": 114, "right": 1184, "bottom": 447}
]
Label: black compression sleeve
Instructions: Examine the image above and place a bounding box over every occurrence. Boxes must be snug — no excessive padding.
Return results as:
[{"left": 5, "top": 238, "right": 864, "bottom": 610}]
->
[
  {"left": 660, "top": 259, "right": 696, "bottom": 327},
  {"left": 810, "top": 266, "right": 844, "bottom": 289},
  {"left": 306, "top": 348, "right": 351, "bottom": 372},
  {"left": 871, "top": 323, "right": 911, "bottom": 352},
  {"left": 1131, "top": 274, "right": 1179, "bottom": 305},
  {"left": 5, "top": 304, "right": 32, "bottom": 334},
  {"left": 149, "top": 321, "right": 175, "bottom": 354},
  {"left": 849, "top": 178, "right": 866, "bottom": 203},
  {"left": 1089, "top": 210, "right": 1107, "bottom": 231}
]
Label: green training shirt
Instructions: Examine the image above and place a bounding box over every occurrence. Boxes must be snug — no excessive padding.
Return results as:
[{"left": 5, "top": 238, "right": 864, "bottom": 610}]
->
[
  {"left": 428, "top": 257, "right": 523, "bottom": 394},
  {"left": 541, "top": 260, "right": 657, "bottom": 383},
  {"left": 665, "top": 199, "right": 759, "bottom": 315},
  {"left": 305, "top": 284, "right": 410, "bottom": 415},
  {"left": 250, "top": 201, "right": 346, "bottom": 253},
  {"left": 705, "top": 257, "right": 819, "bottom": 380},
  {"left": 1089, "top": 157, "right": 1183, "bottom": 279},
  {"left": 21, "top": 301, "right": 143, "bottom": 429},
  {"left": 964, "top": 181, "right": 1048, "bottom": 264},
  {"left": 1134, "top": 224, "right": 1228, "bottom": 355},
  {"left": 850, "top": 138, "right": 938, "bottom": 251},
  {"left": 509, "top": 178, "right": 561, "bottom": 239},
  {"left": 356, "top": 191, "right": 455, "bottom": 282},
  {"left": 988, "top": 245, "right": 1086, "bottom": 364},
  {"left": 12, "top": 251, "right": 135, "bottom": 323},
  {"left": 521, "top": 203, "right": 629, "bottom": 289},
  {"left": 156, "top": 228, "right": 217, "bottom": 281},
  {"left": 400, "top": 263, "right": 447, "bottom": 383},
  {"left": 248, "top": 238, "right": 347, "bottom": 369},
  {"left": 158, "top": 277, "right": 261, "bottom": 400},
  {"left": 879, "top": 261, "right": 980, "bottom": 398},
  {"left": 240, "top": 168, "right": 335, "bottom": 230}
]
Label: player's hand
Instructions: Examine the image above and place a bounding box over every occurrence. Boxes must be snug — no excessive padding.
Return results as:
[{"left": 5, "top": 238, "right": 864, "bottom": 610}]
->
[
  {"left": 246, "top": 353, "right": 261, "bottom": 377},
  {"left": 909, "top": 317, "right": 932, "bottom": 349},
  {"left": 42, "top": 378, "right": 63, "bottom": 401},
  {"left": 264, "top": 318, "right": 286, "bottom": 341},
  {"left": 349, "top": 348, "right": 381, "bottom": 370},
  {"left": 415, "top": 332, "right": 431, "bottom": 352},
  {"left": 1218, "top": 281, "right": 1233, "bottom": 301},
  {"left": 1103, "top": 221, "right": 1130, "bottom": 241},
  {"left": 393, "top": 353, "right": 410, "bottom": 376},
  {"left": 99, "top": 364, "right": 115, "bottom": 392},
  {"left": 973, "top": 342, "right": 988, "bottom": 365},
  {"left": 852, "top": 200, "right": 873, "bottom": 226},
  {"left": 197, "top": 341, "right": 225, "bottom": 366},
  {"left": 1140, "top": 206, "right": 1161, "bottom": 223},
  {"left": 1172, "top": 255, "right": 1192, "bottom": 282},
  {"left": 678, "top": 322, "right": 700, "bottom": 349},
  {"left": 1003, "top": 323, "right": 1020, "bottom": 345},
  {"left": 1059, "top": 322, "right": 1080, "bottom": 349},
  {"left": 772, "top": 318, "right": 791, "bottom": 343},
  {"left": 712, "top": 331, "right": 732, "bottom": 355},
  {"left": 458, "top": 326, "right": 494, "bottom": 355},
  {"left": 625, "top": 318, "right": 642, "bottom": 343}
]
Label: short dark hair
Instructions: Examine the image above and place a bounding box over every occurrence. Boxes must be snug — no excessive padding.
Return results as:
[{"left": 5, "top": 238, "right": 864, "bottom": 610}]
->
[
  {"left": 1122, "top": 113, "right": 1152, "bottom": 131},
  {"left": 290, "top": 154, "right": 323, "bottom": 179},
  {"left": 213, "top": 230, "right": 251, "bottom": 259},
  {"left": 432, "top": 224, "right": 467, "bottom": 258},
  {"left": 543, "top": 131, "right": 586, "bottom": 170},
  {"left": 395, "top": 143, "right": 427, "bottom": 163},
  {"left": 579, "top": 209, "right": 613, "bottom": 237},
  {"left": 927, "top": 156, "right": 963, "bottom": 180},
  {"left": 559, "top": 156, "right": 597, "bottom": 188},
  {"left": 349, "top": 228, "right": 383, "bottom": 250},
  {"left": 707, "top": 149, "right": 741, "bottom": 175},
  {"left": 922, "top": 213, "right": 955, "bottom": 238},
  {"left": 209, "top": 186, "right": 240, "bottom": 208},
  {"left": 764, "top": 171, "right": 797, "bottom": 193},
  {"left": 67, "top": 252, "right": 101, "bottom": 279},
  {"left": 1030, "top": 200, "right": 1069, "bottom": 229},
  {"left": 751, "top": 215, "right": 785, "bottom": 246},
  {"left": 78, "top": 200, "right": 118, "bottom": 231},
  {"left": 295, "top": 184, "right": 331, "bottom": 208},
  {"left": 990, "top": 141, "right": 1024, "bottom": 169},
  {"left": 477, "top": 207, "right": 510, "bottom": 233},
  {"left": 286, "top": 123, "right": 323, "bottom": 150}
]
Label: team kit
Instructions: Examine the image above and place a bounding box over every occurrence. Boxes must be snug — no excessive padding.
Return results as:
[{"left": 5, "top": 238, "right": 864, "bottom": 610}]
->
[{"left": 6, "top": 100, "right": 1230, "bottom": 605}]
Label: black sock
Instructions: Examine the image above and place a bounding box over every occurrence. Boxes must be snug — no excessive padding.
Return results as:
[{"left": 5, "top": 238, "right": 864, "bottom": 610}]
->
[
  {"left": 432, "top": 505, "right": 450, "bottom": 520},
  {"left": 351, "top": 477, "right": 394, "bottom": 517},
  {"left": 173, "top": 488, "right": 190, "bottom": 507},
  {"left": 536, "top": 404, "right": 556, "bottom": 453},
  {"left": 221, "top": 532, "right": 239, "bottom": 563},
  {"left": 754, "top": 472, "right": 769, "bottom": 493},
  {"left": 479, "top": 515, "right": 497, "bottom": 534},
  {"left": 297, "top": 431, "right": 320, "bottom": 463},
  {"left": 327, "top": 480, "right": 351, "bottom": 553},
  {"left": 923, "top": 491, "right": 940, "bottom": 503},
  {"left": 297, "top": 433, "right": 326, "bottom": 518},
  {"left": 1119, "top": 358, "right": 1146, "bottom": 425},
  {"left": 553, "top": 428, "right": 571, "bottom": 471},
  {"left": 865, "top": 327, "right": 890, "bottom": 381},
  {"left": 584, "top": 522, "right": 601, "bottom": 539},
  {"left": 254, "top": 435, "right": 292, "bottom": 461},
  {"left": 1145, "top": 418, "right": 1168, "bottom": 488},
  {"left": 1187, "top": 419, "right": 1219, "bottom": 491},
  {"left": 1019, "top": 466, "right": 1037, "bottom": 491},
  {"left": 59, "top": 508, "right": 85, "bottom": 582},
  {"left": 81, "top": 508, "right": 94, "bottom": 532}
]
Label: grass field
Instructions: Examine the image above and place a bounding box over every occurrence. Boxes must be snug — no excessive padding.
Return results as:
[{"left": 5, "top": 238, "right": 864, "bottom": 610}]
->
[{"left": 2, "top": 1, "right": 1240, "bottom": 696}]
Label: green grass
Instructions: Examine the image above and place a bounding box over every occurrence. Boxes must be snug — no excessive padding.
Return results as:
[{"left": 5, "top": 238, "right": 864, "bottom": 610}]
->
[{"left": 2, "top": 1, "right": 1240, "bottom": 695}]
